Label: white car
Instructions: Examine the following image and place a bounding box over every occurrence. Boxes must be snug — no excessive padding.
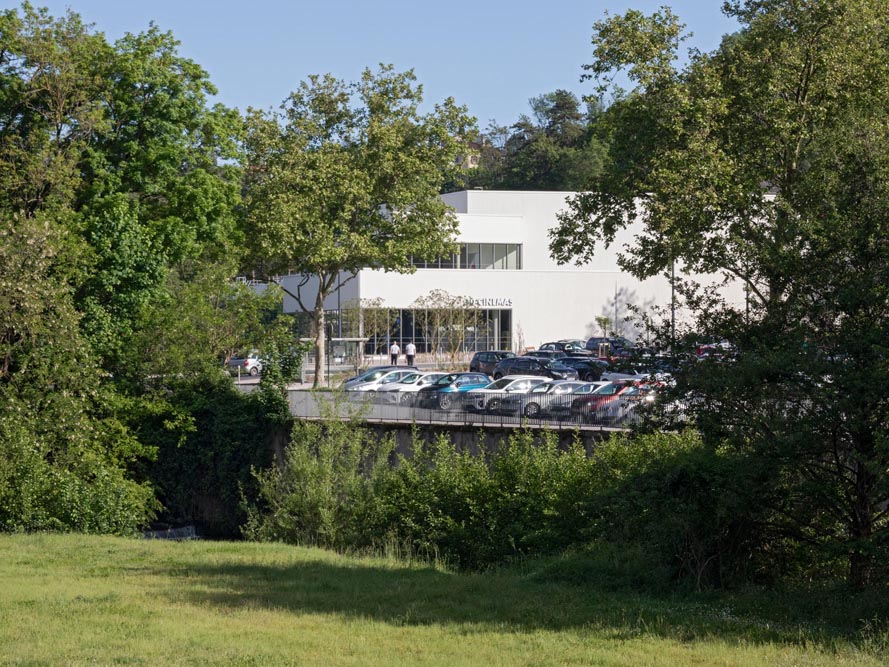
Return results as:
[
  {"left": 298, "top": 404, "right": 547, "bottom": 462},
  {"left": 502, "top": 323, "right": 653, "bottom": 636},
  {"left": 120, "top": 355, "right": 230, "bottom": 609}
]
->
[
  {"left": 465, "top": 375, "right": 547, "bottom": 413},
  {"left": 374, "top": 372, "right": 448, "bottom": 404},
  {"left": 497, "top": 380, "right": 588, "bottom": 418},
  {"left": 346, "top": 369, "right": 418, "bottom": 392}
]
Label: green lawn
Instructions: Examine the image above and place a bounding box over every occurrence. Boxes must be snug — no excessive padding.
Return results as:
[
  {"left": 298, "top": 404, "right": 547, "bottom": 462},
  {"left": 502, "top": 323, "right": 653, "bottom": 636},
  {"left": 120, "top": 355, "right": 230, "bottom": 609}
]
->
[{"left": 0, "top": 534, "right": 884, "bottom": 666}]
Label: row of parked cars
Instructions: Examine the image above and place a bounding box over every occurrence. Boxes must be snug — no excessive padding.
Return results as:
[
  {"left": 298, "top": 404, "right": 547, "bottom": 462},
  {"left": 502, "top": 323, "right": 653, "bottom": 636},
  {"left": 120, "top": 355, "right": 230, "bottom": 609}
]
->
[{"left": 341, "top": 353, "right": 668, "bottom": 425}]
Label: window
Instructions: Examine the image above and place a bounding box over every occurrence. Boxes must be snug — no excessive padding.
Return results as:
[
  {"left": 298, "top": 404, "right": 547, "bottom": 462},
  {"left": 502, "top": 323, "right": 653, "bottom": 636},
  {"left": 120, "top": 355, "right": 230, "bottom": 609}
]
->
[
  {"left": 413, "top": 243, "right": 522, "bottom": 270},
  {"left": 480, "top": 244, "right": 494, "bottom": 269},
  {"left": 494, "top": 244, "right": 507, "bottom": 269},
  {"left": 466, "top": 243, "right": 480, "bottom": 270}
]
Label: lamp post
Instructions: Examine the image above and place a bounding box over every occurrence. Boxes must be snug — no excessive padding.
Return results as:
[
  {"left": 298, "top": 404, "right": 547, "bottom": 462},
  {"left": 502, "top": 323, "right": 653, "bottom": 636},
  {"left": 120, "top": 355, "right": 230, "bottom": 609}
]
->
[
  {"left": 671, "top": 257, "right": 676, "bottom": 354},
  {"left": 336, "top": 273, "right": 342, "bottom": 338}
]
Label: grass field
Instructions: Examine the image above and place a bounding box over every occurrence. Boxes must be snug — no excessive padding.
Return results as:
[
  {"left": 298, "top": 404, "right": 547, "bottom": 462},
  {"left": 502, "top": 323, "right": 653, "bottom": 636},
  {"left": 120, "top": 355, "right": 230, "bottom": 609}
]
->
[{"left": 0, "top": 534, "right": 885, "bottom": 666}]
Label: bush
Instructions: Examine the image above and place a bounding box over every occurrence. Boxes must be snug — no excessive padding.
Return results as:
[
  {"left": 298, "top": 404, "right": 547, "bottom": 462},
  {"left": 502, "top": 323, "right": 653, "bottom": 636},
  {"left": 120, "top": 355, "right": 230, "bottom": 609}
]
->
[
  {"left": 585, "top": 430, "right": 776, "bottom": 588},
  {"left": 245, "top": 421, "right": 595, "bottom": 569},
  {"left": 133, "top": 376, "right": 279, "bottom": 538},
  {"left": 0, "top": 406, "right": 157, "bottom": 535}
]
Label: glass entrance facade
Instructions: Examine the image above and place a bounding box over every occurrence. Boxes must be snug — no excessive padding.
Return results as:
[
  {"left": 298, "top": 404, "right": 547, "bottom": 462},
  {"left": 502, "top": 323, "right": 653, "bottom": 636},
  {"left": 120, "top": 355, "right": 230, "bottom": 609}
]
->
[{"left": 325, "top": 306, "right": 513, "bottom": 355}]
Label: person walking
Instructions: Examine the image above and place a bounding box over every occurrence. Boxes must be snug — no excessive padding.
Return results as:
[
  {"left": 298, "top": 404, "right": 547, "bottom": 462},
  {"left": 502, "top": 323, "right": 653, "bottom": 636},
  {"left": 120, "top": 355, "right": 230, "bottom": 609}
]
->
[
  {"left": 405, "top": 341, "right": 416, "bottom": 366},
  {"left": 389, "top": 341, "right": 401, "bottom": 365}
]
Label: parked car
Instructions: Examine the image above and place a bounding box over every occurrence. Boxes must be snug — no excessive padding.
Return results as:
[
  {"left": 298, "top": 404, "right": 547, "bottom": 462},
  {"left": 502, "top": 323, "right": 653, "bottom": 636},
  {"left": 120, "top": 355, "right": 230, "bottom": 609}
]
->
[
  {"left": 570, "top": 380, "right": 658, "bottom": 424},
  {"left": 545, "top": 381, "right": 609, "bottom": 420},
  {"left": 497, "top": 380, "right": 587, "bottom": 418},
  {"left": 491, "top": 356, "right": 579, "bottom": 381},
  {"left": 341, "top": 365, "right": 417, "bottom": 390},
  {"left": 558, "top": 357, "right": 610, "bottom": 381},
  {"left": 539, "top": 340, "right": 591, "bottom": 356},
  {"left": 469, "top": 350, "right": 516, "bottom": 375},
  {"left": 415, "top": 372, "right": 492, "bottom": 410},
  {"left": 346, "top": 368, "right": 419, "bottom": 392},
  {"left": 374, "top": 372, "right": 448, "bottom": 404},
  {"left": 227, "top": 350, "right": 265, "bottom": 376},
  {"left": 522, "top": 349, "right": 567, "bottom": 360},
  {"left": 585, "top": 336, "right": 636, "bottom": 358},
  {"left": 599, "top": 367, "right": 655, "bottom": 382},
  {"left": 464, "top": 375, "right": 547, "bottom": 413}
]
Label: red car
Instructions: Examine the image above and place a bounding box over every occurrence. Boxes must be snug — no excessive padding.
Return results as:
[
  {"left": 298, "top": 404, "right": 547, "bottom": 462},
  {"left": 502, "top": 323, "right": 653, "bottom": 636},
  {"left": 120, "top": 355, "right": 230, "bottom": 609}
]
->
[{"left": 570, "top": 380, "right": 657, "bottom": 424}]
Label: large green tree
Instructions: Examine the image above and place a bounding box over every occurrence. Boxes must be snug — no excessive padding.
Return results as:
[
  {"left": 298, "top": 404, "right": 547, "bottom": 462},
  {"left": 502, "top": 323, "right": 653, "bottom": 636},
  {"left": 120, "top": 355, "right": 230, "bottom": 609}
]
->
[
  {"left": 0, "top": 3, "right": 251, "bottom": 533},
  {"left": 0, "top": 3, "right": 242, "bottom": 374},
  {"left": 244, "top": 65, "right": 474, "bottom": 386},
  {"left": 550, "top": 0, "right": 889, "bottom": 586}
]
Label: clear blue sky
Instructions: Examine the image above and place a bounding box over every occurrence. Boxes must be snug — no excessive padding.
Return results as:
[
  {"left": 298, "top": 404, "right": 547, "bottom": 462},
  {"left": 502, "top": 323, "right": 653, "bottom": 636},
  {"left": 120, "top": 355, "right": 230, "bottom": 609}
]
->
[{"left": 28, "top": 1, "right": 739, "bottom": 126}]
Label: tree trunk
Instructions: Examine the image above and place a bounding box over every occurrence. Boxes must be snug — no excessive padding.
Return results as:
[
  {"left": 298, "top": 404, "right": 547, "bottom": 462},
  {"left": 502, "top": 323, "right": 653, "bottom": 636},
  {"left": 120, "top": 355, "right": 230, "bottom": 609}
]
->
[
  {"left": 313, "top": 288, "right": 327, "bottom": 389},
  {"left": 849, "top": 457, "right": 875, "bottom": 588}
]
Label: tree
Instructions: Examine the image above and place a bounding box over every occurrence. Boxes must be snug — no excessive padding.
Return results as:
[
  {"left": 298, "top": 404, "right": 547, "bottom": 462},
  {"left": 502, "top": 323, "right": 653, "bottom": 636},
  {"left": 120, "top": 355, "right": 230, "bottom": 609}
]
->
[
  {"left": 550, "top": 0, "right": 889, "bottom": 586},
  {"left": 0, "top": 212, "right": 157, "bottom": 533},
  {"left": 0, "top": 4, "right": 243, "bottom": 374},
  {"left": 412, "top": 289, "right": 483, "bottom": 366},
  {"left": 244, "top": 65, "right": 475, "bottom": 387},
  {"left": 461, "top": 90, "right": 607, "bottom": 192}
]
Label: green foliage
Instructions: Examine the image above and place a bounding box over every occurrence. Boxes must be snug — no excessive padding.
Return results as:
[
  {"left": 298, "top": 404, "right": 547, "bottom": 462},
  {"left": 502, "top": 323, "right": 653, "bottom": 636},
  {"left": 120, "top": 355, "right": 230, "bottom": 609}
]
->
[
  {"left": 463, "top": 90, "right": 607, "bottom": 192},
  {"left": 0, "top": 4, "right": 256, "bottom": 538},
  {"left": 0, "top": 213, "right": 157, "bottom": 534},
  {"left": 0, "top": 3, "right": 243, "bottom": 372},
  {"left": 244, "top": 418, "right": 396, "bottom": 548},
  {"left": 132, "top": 376, "right": 279, "bottom": 538},
  {"left": 585, "top": 431, "right": 779, "bottom": 589},
  {"left": 243, "top": 65, "right": 475, "bottom": 386},
  {"left": 550, "top": 0, "right": 889, "bottom": 586},
  {"left": 247, "top": 422, "right": 600, "bottom": 570}
]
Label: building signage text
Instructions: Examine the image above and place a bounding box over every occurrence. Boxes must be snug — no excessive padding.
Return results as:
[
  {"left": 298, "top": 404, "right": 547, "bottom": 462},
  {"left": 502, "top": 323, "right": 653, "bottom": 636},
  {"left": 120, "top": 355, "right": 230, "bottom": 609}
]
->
[{"left": 472, "top": 297, "right": 513, "bottom": 307}]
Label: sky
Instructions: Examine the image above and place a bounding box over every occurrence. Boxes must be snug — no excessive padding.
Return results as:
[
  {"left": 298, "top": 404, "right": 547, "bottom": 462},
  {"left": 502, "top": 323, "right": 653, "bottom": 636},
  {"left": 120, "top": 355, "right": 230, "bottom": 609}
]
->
[{"left": 23, "top": 0, "right": 740, "bottom": 127}]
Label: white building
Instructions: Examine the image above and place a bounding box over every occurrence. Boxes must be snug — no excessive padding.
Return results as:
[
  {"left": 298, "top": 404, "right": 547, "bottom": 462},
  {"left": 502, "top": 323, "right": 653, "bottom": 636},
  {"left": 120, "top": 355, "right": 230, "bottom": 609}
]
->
[{"left": 279, "top": 190, "right": 737, "bottom": 353}]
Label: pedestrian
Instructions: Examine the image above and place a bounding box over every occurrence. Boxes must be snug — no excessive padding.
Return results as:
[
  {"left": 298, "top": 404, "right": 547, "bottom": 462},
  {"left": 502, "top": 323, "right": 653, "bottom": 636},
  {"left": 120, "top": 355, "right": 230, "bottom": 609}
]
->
[
  {"left": 390, "top": 341, "right": 400, "bottom": 365},
  {"left": 405, "top": 341, "right": 416, "bottom": 366}
]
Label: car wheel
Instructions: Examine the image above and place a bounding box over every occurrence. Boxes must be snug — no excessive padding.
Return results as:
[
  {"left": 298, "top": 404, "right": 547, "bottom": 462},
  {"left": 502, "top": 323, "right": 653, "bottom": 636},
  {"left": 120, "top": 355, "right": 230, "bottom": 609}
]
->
[
  {"left": 249, "top": 366, "right": 260, "bottom": 376},
  {"left": 487, "top": 398, "right": 501, "bottom": 413},
  {"left": 524, "top": 402, "right": 540, "bottom": 418},
  {"left": 439, "top": 394, "right": 453, "bottom": 410},
  {"left": 399, "top": 392, "right": 414, "bottom": 405}
]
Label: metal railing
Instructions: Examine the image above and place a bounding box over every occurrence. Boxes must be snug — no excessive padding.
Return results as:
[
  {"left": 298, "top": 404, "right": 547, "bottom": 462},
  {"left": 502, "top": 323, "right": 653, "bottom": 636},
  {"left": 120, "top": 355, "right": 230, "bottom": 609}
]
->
[{"left": 287, "top": 390, "right": 676, "bottom": 430}]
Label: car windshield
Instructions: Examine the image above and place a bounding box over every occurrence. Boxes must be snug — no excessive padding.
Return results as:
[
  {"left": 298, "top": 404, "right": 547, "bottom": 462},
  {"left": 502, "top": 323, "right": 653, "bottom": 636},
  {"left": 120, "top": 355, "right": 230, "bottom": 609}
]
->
[
  {"left": 593, "top": 383, "right": 622, "bottom": 396},
  {"left": 399, "top": 373, "right": 422, "bottom": 384},
  {"left": 495, "top": 352, "right": 516, "bottom": 360},
  {"left": 485, "top": 378, "right": 512, "bottom": 390},
  {"left": 531, "top": 383, "right": 555, "bottom": 393},
  {"left": 435, "top": 374, "right": 457, "bottom": 386}
]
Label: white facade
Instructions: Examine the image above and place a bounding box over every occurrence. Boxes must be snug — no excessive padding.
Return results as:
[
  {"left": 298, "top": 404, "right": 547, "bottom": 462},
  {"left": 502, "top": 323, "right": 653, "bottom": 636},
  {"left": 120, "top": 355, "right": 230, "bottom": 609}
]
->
[{"left": 280, "top": 190, "right": 739, "bottom": 350}]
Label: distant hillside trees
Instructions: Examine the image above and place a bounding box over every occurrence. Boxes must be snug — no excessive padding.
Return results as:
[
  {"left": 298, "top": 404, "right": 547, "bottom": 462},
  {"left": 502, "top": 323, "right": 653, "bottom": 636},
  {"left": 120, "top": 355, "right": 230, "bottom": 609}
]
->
[{"left": 459, "top": 89, "right": 608, "bottom": 192}]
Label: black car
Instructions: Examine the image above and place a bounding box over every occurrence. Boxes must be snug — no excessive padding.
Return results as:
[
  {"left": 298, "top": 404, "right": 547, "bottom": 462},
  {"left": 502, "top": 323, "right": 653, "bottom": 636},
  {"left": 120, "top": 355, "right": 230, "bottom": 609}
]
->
[
  {"left": 522, "top": 349, "right": 566, "bottom": 360},
  {"left": 491, "top": 356, "right": 579, "bottom": 381},
  {"left": 469, "top": 350, "right": 516, "bottom": 375},
  {"left": 539, "top": 340, "right": 592, "bottom": 356},
  {"left": 558, "top": 357, "right": 610, "bottom": 381},
  {"left": 585, "top": 336, "right": 636, "bottom": 358}
]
